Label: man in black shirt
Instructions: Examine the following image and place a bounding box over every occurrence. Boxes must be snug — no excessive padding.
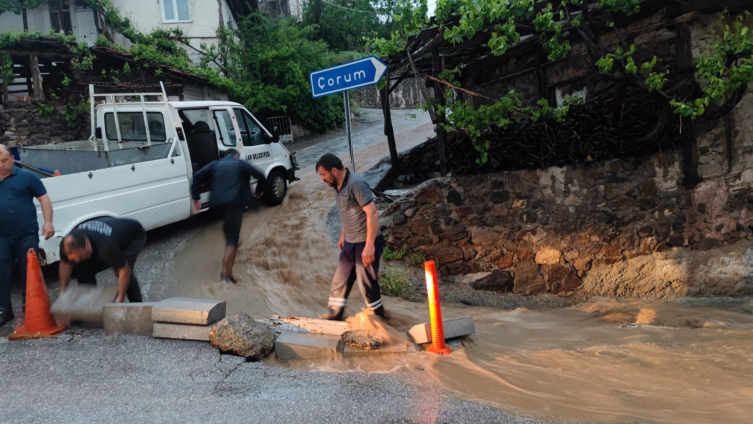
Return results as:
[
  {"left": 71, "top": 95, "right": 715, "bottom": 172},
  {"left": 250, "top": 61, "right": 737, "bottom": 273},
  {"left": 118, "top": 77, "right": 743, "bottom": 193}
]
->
[
  {"left": 191, "top": 148, "right": 267, "bottom": 283},
  {"left": 58, "top": 217, "right": 146, "bottom": 303}
]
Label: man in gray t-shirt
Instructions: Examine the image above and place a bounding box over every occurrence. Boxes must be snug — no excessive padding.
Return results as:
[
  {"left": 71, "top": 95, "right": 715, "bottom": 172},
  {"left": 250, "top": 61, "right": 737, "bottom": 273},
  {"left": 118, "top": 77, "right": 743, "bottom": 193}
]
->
[{"left": 316, "top": 154, "right": 386, "bottom": 321}]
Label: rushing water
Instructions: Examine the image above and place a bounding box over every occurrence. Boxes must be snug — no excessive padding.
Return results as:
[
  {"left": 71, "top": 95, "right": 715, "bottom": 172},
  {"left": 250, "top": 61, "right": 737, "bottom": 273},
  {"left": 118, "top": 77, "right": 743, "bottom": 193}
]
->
[{"left": 169, "top": 140, "right": 753, "bottom": 423}]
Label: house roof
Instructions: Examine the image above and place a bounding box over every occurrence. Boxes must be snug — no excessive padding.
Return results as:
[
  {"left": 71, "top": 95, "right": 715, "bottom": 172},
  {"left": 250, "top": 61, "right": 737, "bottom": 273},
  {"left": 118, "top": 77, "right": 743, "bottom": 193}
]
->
[
  {"left": 90, "top": 46, "right": 208, "bottom": 85},
  {"left": 1, "top": 37, "right": 207, "bottom": 85}
]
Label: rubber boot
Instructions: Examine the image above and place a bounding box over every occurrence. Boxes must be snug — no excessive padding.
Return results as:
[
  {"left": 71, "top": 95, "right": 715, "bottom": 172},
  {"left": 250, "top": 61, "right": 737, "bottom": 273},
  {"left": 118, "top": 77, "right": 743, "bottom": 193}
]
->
[
  {"left": 373, "top": 305, "right": 386, "bottom": 318},
  {"left": 320, "top": 307, "right": 345, "bottom": 321}
]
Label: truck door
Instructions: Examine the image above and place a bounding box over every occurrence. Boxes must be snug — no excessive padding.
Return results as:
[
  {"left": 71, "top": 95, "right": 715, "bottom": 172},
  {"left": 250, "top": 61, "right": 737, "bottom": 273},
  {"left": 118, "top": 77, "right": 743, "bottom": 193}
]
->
[
  {"left": 233, "top": 107, "right": 272, "bottom": 173},
  {"left": 210, "top": 107, "right": 242, "bottom": 156}
]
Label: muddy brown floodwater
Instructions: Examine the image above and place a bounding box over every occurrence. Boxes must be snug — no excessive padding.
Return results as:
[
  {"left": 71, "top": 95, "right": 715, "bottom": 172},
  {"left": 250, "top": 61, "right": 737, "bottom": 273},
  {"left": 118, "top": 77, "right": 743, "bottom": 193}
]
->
[{"left": 167, "top": 125, "right": 753, "bottom": 423}]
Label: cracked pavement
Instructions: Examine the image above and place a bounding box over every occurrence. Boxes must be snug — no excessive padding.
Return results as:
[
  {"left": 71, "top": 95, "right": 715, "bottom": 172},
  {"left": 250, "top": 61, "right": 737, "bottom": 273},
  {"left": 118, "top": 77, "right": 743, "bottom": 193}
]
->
[{"left": 0, "top": 335, "right": 541, "bottom": 423}]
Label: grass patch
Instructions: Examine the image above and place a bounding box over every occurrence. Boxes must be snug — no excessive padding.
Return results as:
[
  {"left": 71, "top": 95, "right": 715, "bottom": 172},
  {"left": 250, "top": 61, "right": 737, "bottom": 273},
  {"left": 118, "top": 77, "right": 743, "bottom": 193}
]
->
[
  {"left": 382, "top": 244, "right": 408, "bottom": 261},
  {"left": 409, "top": 252, "right": 426, "bottom": 266},
  {"left": 379, "top": 269, "right": 410, "bottom": 298}
]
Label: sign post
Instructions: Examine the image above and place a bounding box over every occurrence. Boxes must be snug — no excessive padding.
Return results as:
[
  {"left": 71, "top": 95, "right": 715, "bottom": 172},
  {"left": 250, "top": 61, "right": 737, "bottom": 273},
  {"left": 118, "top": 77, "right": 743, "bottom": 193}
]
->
[
  {"left": 343, "top": 92, "right": 354, "bottom": 171},
  {"left": 310, "top": 56, "right": 387, "bottom": 172}
]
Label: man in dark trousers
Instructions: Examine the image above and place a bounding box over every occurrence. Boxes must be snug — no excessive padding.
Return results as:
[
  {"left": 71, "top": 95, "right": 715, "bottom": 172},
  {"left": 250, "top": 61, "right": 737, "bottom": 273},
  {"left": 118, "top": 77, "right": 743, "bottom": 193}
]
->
[
  {"left": 316, "top": 154, "right": 386, "bottom": 321},
  {"left": 191, "top": 148, "right": 267, "bottom": 283},
  {"left": 58, "top": 217, "right": 146, "bottom": 303},
  {"left": 0, "top": 144, "right": 56, "bottom": 327}
]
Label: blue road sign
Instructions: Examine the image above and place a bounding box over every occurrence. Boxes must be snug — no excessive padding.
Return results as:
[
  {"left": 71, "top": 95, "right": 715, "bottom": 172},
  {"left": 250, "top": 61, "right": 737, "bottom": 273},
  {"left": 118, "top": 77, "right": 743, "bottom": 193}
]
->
[{"left": 310, "top": 56, "right": 388, "bottom": 99}]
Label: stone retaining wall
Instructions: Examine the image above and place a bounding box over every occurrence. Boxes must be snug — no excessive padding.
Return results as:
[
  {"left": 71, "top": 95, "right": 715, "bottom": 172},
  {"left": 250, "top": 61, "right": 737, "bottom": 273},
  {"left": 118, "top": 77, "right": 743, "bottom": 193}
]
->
[
  {"left": 382, "top": 147, "right": 753, "bottom": 298},
  {"left": 0, "top": 101, "right": 86, "bottom": 148}
]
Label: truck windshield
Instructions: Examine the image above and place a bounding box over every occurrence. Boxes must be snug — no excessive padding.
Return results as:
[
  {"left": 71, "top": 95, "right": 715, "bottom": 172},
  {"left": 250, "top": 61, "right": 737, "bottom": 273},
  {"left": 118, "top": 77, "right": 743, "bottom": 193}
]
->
[{"left": 105, "top": 112, "right": 167, "bottom": 142}]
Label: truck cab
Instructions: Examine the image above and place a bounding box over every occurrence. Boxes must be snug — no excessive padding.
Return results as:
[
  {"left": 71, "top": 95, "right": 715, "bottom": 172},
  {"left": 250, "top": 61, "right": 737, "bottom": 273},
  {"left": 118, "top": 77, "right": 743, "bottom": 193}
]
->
[{"left": 98, "top": 100, "right": 299, "bottom": 206}]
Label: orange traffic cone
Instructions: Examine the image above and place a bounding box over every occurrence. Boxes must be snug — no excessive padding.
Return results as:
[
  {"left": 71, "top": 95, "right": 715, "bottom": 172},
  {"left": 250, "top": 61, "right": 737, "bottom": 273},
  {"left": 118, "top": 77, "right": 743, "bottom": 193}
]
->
[{"left": 8, "top": 249, "right": 66, "bottom": 340}]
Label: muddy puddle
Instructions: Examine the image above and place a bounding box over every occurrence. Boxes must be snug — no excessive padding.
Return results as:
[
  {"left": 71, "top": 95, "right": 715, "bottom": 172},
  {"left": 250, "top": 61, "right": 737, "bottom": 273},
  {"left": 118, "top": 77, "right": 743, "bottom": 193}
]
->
[{"left": 168, "top": 141, "right": 753, "bottom": 423}]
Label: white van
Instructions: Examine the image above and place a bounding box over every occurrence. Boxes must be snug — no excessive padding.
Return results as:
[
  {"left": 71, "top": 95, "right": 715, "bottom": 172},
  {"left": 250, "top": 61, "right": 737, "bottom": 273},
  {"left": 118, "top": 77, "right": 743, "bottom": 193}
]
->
[{"left": 17, "top": 84, "right": 299, "bottom": 265}]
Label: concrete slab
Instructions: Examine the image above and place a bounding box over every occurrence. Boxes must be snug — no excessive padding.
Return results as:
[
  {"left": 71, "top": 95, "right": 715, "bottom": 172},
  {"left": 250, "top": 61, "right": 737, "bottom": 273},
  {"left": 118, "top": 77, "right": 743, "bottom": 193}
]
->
[
  {"left": 103, "top": 303, "right": 157, "bottom": 336},
  {"left": 269, "top": 315, "right": 348, "bottom": 336},
  {"left": 408, "top": 317, "right": 476, "bottom": 345},
  {"left": 343, "top": 343, "right": 409, "bottom": 358},
  {"left": 152, "top": 298, "right": 226, "bottom": 325},
  {"left": 152, "top": 322, "right": 217, "bottom": 341},
  {"left": 50, "top": 285, "right": 118, "bottom": 323},
  {"left": 275, "top": 330, "right": 344, "bottom": 361}
]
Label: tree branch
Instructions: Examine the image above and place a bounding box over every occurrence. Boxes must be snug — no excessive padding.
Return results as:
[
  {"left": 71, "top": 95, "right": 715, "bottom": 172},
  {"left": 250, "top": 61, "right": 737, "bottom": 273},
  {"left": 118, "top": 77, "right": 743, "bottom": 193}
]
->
[
  {"left": 177, "top": 38, "right": 228, "bottom": 76},
  {"left": 427, "top": 75, "right": 499, "bottom": 103},
  {"left": 702, "top": 85, "right": 748, "bottom": 121}
]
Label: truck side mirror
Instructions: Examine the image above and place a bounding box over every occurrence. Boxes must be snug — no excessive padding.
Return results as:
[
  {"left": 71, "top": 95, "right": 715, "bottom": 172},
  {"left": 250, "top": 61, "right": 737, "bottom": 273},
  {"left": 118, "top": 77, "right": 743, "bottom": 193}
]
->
[
  {"left": 263, "top": 126, "right": 280, "bottom": 144},
  {"left": 95, "top": 128, "right": 102, "bottom": 139}
]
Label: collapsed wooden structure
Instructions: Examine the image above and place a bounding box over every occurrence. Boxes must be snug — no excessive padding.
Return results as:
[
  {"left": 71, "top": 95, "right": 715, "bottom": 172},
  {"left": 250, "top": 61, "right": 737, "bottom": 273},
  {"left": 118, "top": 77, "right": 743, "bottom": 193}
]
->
[{"left": 377, "top": 0, "right": 751, "bottom": 177}]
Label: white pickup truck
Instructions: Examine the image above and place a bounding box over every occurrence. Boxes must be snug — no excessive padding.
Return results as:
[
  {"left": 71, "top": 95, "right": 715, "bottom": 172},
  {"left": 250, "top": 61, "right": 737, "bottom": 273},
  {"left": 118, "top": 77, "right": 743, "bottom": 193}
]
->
[{"left": 16, "top": 84, "right": 299, "bottom": 265}]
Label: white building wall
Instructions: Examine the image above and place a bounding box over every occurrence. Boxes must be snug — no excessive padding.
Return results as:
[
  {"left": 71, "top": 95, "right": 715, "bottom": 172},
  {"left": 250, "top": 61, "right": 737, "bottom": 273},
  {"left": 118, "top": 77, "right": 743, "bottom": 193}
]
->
[
  {"left": 107, "top": 0, "right": 236, "bottom": 63},
  {"left": 0, "top": 11, "right": 25, "bottom": 32}
]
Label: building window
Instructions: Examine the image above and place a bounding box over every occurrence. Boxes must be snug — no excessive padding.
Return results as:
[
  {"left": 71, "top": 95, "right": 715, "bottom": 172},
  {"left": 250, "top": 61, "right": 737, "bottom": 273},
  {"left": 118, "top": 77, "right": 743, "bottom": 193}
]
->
[
  {"left": 162, "top": 0, "right": 191, "bottom": 23},
  {"left": 49, "top": 0, "right": 72, "bottom": 33}
]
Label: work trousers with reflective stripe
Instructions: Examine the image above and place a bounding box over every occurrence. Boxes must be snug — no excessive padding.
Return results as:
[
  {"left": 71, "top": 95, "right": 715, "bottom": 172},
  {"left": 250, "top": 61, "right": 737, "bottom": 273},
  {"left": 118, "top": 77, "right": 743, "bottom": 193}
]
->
[{"left": 328, "top": 235, "right": 385, "bottom": 317}]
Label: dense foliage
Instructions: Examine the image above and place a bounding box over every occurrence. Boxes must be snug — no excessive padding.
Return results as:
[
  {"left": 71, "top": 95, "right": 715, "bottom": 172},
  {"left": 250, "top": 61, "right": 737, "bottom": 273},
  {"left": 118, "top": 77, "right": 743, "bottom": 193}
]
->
[{"left": 302, "top": 0, "right": 399, "bottom": 52}]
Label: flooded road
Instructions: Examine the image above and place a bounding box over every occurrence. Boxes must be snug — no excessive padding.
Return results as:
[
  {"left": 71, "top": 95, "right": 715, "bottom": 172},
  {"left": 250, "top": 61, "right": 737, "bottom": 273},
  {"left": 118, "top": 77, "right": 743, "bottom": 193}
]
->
[{"left": 165, "top": 117, "right": 753, "bottom": 423}]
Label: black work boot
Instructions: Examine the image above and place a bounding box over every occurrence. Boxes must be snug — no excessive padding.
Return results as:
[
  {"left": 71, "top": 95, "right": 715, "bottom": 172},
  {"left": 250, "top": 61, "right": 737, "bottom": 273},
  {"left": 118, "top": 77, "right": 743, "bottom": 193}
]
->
[{"left": 320, "top": 307, "right": 344, "bottom": 321}]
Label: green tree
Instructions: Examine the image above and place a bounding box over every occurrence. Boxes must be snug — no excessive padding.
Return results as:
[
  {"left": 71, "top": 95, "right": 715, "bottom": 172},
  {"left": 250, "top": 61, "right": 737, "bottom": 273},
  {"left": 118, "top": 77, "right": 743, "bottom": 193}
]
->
[
  {"left": 302, "top": 0, "right": 403, "bottom": 52},
  {"left": 217, "top": 13, "right": 347, "bottom": 131},
  {"left": 0, "top": 0, "right": 47, "bottom": 14}
]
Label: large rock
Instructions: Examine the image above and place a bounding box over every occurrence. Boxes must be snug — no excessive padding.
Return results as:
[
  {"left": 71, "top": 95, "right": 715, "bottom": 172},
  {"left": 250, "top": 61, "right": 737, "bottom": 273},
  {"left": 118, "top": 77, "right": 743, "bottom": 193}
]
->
[
  {"left": 542, "top": 264, "right": 582, "bottom": 294},
  {"left": 535, "top": 247, "right": 561, "bottom": 265},
  {"left": 409, "top": 218, "right": 430, "bottom": 236},
  {"left": 498, "top": 251, "right": 514, "bottom": 269},
  {"left": 447, "top": 190, "right": 463, "bottom": 206},
  {"left": 209, "top": 312, "right": 275, "bottom": 359},
  {"left": 443, "top": 224, "right": 468, "bottom": 242},
  {"left": 471, "top": 270, "right": 514, "bottom": 292},
  {"left": 426, "top": 245, "right": 464, "bottom": 264},
  {"left": 472, "top": 228, "right": 498, "bottom": 246},
  {"left": 490, "top": 191, "right": 510, "bottom": 204},
  {"left": 513, "top": 261, "right": 546, "bottom": 295},
  {"left": 415, "top": 181, "right": 443, "bottom": 205},
  {"left": 446, "top": 262, "right": 471, "bottom": 275}
]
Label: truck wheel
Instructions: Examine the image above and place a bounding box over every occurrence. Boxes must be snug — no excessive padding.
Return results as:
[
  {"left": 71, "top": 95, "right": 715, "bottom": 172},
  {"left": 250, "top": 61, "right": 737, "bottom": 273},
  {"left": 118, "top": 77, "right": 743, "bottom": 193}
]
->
[{"left": 264, "top": 169, "right": 287, "bottom": 206}]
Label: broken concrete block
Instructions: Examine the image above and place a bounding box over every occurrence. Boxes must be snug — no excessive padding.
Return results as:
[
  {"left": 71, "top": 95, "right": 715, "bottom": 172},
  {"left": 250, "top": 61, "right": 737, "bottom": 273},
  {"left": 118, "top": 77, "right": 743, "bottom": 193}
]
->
[
  {"left": 342, "top": 343, "right": 409, "bottom": 358},
  {"left": 270, "top": 315, "right": 348, "bottom": 336},
  {"left": 103, "top": 303, "right": 157, "bottom": 336},
  {"left": 51, "top": 285, "right": 118, "bottom": 323},
  {"left": 151, "top": 298, "right": 226, "bottom": 325},
  {"left": 275, "top": 330, "right": 343, "bottom": 361},
  {"left": 152, "top": 322, "right": 217, "bottom": 341},
  {"left": 408, "top": 316, "right": 476, "bottom": 345}
]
